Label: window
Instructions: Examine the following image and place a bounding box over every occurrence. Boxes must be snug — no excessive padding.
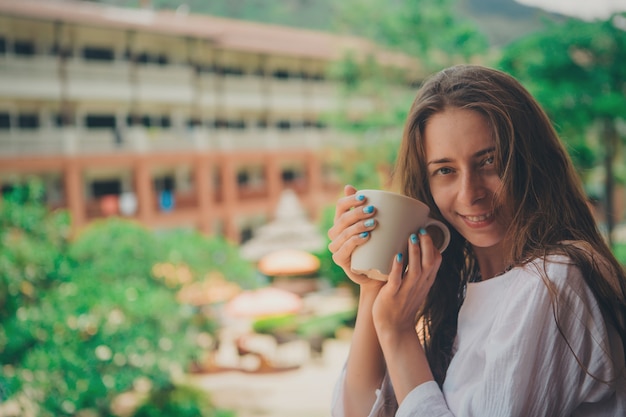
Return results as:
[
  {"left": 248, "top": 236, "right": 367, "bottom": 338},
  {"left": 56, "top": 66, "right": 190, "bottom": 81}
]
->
[
  {"left": 237, "top": 171, "right": 249, "bottom": 185},
  {"left": 85, "top": 114, "right": 116, "bottom": 129},
  {"left": 277, "top": 120, "right": 291, "bottom": 130},
  {"left": 229, "top": 120, "right": 246, "bottom": 130},
  {"left": 186, "top": 118, "right": 201, "bottom": 128},
  {"left": 126, "top": 114, "right": 141, "bottom": 126},
  {"left": 51, "top": 45, "right": 72, "bottom": 59},
  {"left": 282, "top": 169, "right": 296, "bottom": 182},
  {"left": 18, "top": 113, "right": 39, "bottom": 129},
  {"left": 273, "top": 69, "right": 289, "bottom": 80},
  {"left": 160, "top": 116, "right": 171, "bottom": 128},
  {"left": 0, "top": 37, "right": 6, "bottom": 54},
  {"left": 54, "top": 113, "right": 74, "bottom": 127},
  {"left": 154, "top": 176, "right": 175, "bottom": 192},
  {"left": 136, "top": 52, "right": 149, "bottom": 64},
  {"left": 82, "top": 47, "right": 114, "bottom": 61},
  {"left": 92, "top": 179, "right": 121, "bottom": 198},
  {"left": 0, "top": 112, "right": 10, "bottom": 129},
  {"left": 240, "top": 226, "right": 254, "bottom": 243},
  {"left": 223, "top": 67, "right": 244, "bottom": 76},
  {"left": 213, "top": 119, "right": 228, "bottom": 129},
  {"left": 14, "top": 40, "right": 35, "bottom": 56}
]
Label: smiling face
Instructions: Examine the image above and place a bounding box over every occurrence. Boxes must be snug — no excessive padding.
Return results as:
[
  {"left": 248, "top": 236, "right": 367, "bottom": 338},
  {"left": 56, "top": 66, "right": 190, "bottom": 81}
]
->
[{"left": 424, "top": 107, "right": 509, "bottom": 250}]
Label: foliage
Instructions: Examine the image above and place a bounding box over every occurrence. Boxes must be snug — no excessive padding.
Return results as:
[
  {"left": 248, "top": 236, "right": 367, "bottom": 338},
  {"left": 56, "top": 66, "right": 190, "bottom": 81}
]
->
[
  {"left": 498, "top": 13, "right": 626, "bottom": 243},
  {"left": 0, "top": 181, "right": 72, "bottom": 362},
  {"left": 333, "top": 0, "right": 488, "bottom": 67},
  {"left": 499, "top": 15, "right": 626, "bottom": 137},
  {"left": 252, "top": 314, "right": 298, "bottom": 335},
  {"left": 615, "top": 242, "right": 626, "bottom": 266},
  {"left": 0, "top": 182, "right": 247, "bottom": 416},
  {"left": 157, "top": 229, "right": 257, "bottom": 290},
  {"left": 252, "top": 311, "right": 356, "bottom": 340},
  {"left": 314, "top": 206, "right": 354, "bottom": 290},
  {"left": 295, "top": 310, "right": 357, "bottom": 339},
  {"left": 132, "top": 384, "right": 232, "bottom": 417}
]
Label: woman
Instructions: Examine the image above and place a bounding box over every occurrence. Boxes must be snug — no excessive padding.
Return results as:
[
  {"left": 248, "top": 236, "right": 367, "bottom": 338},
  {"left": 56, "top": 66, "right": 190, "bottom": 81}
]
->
[{"left": 328, "top": 65, "right": 626, "bottom": 416}]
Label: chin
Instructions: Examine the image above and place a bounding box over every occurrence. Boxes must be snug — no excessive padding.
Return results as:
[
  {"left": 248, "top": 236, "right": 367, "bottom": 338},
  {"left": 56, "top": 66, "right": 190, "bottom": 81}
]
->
[{"left": 465, "top": 236, "right": 505, "bottom": 249}]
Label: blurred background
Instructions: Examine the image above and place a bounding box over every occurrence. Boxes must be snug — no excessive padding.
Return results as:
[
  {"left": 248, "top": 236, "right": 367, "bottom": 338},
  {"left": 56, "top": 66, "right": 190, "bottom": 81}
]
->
[{"left": 0, "top": 0, "right": 625, "bottom": 416}]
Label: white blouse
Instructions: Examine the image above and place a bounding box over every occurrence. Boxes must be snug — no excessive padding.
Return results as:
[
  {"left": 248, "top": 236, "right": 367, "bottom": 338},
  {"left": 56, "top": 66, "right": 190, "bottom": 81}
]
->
[{"left": 332, "top": 255, "right": 626, "bottom": 417}]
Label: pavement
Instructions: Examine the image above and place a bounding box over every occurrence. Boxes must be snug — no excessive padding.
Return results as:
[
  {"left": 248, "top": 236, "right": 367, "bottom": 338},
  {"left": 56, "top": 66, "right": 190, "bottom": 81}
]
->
[{"left": 191, "top": 338, "right": 350, "bottom": 417}]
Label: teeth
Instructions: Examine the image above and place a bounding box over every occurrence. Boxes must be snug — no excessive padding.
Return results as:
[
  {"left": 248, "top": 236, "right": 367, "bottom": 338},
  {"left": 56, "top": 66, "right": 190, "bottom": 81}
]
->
[{"left": 465, "top": 212, "right": 492, "bottom": 222}]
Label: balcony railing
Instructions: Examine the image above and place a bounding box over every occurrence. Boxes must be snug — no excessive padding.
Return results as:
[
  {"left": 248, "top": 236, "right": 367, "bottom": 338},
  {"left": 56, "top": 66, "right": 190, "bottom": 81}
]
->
[
  {"left": 0, "top": 126, "right": 358, "bottom": 156},
  {"left": 0, "top": 55, "right": 358, "bottom": 112}
]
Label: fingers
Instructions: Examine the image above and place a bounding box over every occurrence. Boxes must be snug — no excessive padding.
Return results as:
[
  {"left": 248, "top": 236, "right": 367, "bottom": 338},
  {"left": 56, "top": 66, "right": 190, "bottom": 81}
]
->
[
  {"left": 327, "top": 206, "right": 376, "bottom": 256},
  {"left": 406, "top": 232, "right": 423, "bottom": 279},
  {"left": 327, "top": 186, "right": 378, "bottom": 273},
  {"left": 403, "top": 229, "right": 443, "bottom": 285},
  {"left": 331, "top": 185, "right": 360, "bottom": 224},
  {"left": 344, "top": 184, "right": 357, "bottom": 197},
  {"left": 328, "top": 188, "right": 375, "bottom": 243},
  {"left": 385, "top": 252, "right": 404, "bottom": 294},
  {"left": 416, "top": 229, "right": 442, "bottom": 275}
]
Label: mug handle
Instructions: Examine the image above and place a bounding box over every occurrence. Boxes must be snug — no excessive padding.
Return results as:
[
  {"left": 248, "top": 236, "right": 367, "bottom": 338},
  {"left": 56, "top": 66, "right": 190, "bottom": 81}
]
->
[{"left": 423, "top": 219, "right": 451, "bottom": 252}]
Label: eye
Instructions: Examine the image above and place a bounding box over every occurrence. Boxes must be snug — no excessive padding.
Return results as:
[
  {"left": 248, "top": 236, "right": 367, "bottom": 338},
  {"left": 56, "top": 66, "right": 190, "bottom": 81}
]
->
[
  {"left": 481, "top": 155, "right": 495, "bottom": 167},
  {"left": 433, "top": 167, "right": 453, "bottom": 176}
]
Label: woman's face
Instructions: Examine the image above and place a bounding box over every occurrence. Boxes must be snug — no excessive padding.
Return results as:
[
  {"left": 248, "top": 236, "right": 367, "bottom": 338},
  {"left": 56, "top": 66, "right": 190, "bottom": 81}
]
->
[{"left": 424, "top": 107, "right": 508, "bottom": 249}]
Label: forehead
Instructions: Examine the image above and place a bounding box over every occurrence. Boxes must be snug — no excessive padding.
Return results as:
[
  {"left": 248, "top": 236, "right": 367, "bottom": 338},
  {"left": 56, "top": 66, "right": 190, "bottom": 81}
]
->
[{"left": 423, "top": 108, "right": 494, "bottom": 160}]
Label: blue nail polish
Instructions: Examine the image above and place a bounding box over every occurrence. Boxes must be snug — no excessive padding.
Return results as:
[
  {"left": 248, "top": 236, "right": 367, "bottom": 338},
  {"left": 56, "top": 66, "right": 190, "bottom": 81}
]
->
[
  {"left": 364, "top": 219, "right": 375, "bottom": 228},
  {"left": 410, "top": 233, "right": 418, "bottom": 244},
  {"left": 363, "top": 205, "right": 374, "bottom": 214},
  {"left": 356, "top": 194, "right": 365, "bottom": 201},
  {"left": 359, "top": 231, "right": 369, "bottom": 238},
  {"left": 419, "top": 228, "right": 427, "bottom": 235},
  {"left": 396, "top": 253, "right": 403, "bottom": 262}
]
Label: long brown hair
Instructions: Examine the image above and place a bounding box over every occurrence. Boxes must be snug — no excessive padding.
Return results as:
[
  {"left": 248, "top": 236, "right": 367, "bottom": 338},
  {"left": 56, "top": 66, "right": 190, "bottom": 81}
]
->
[{"left": 393, "top": 64, "right": 626, "bottom": 385}]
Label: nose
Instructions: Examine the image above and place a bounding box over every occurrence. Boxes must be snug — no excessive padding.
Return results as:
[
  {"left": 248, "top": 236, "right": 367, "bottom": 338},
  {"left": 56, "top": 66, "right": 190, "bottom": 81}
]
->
[{"left": 458, "top": 171, "right": 487, "bottom": 206}]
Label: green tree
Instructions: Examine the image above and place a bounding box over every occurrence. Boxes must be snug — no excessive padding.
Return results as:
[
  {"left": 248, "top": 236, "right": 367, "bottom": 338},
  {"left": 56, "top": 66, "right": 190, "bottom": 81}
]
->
[
  {"left": 499, "top": 14, "right": 626, "bottom": 246},
  {"left": 0, "top": 182, "right": 247, "bottom": 416},
  {"left": 333, "top": 0, "right": 489, "bottom": 68}
]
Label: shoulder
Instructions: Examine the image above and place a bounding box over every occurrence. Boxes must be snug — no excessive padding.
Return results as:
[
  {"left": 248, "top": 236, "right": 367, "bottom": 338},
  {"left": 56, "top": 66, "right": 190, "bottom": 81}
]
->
[{"left": 519, "top": 254, "right": 598, "bottom": 313}]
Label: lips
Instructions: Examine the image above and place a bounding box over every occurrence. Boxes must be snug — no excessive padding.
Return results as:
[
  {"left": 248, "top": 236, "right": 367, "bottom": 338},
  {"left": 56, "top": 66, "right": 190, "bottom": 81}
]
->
[{"left": 461, "top": 212, "right": 494, "bottom": 223}]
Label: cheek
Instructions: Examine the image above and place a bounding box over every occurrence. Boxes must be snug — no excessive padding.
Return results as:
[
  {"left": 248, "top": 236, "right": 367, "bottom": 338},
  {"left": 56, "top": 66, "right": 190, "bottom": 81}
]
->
[{"left": 429, "top": 187, "right": 452, "bottom": 218}]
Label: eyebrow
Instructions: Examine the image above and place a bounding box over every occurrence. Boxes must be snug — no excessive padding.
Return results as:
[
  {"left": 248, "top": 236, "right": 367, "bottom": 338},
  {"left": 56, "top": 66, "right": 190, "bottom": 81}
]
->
[{"left": 427, "top": 146, "right": 496, "bottom": 166}]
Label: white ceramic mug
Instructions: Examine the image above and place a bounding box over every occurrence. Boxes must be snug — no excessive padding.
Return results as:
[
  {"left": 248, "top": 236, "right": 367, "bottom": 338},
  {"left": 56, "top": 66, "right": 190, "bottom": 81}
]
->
[{"left": 350, "top": 189, "right": 450, "bottom": 281}]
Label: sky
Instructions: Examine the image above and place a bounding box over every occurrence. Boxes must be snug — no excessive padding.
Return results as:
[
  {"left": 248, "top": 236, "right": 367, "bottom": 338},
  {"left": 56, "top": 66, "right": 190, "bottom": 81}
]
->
[{"left": 516, "top": 0, "right": 626, "bottom": 20}]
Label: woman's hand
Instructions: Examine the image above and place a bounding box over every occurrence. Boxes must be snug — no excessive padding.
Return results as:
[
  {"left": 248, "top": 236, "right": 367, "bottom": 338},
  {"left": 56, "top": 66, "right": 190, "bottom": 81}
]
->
[
  {"left": 327, "top": 185, "right": 380, "bottom": 288},
  {"left": 372, "top": 230, "right": 443, "bottom": 335}
]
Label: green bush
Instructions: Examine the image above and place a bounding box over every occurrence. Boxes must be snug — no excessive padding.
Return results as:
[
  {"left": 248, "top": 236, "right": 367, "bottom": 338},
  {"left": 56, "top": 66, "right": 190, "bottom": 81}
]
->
[
  {"left": 0, "top": 182, "right": 246, "bottom": 416},
  {"left": 132, "top": 384, "right": 234, "bottom": 417},
  {"left": 252, "top": 310, "right": 356, "bottom": 340}
]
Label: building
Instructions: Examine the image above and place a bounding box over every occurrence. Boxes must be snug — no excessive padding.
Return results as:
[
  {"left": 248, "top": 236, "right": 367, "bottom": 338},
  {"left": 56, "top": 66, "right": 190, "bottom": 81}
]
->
[{"left": 0, "top": 0, "right": 420, "bottom": 242}]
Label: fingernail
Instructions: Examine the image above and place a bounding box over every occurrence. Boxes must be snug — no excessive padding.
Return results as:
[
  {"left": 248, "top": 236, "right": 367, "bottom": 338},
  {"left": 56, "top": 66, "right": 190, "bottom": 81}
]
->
[
  {"left": 363, "top": 205, "right": 374, "bottom": 214},
  {"left": 410, "top": 233, "right": 418, "bottom": 244},
  {"left": 364, "top": 219, "right": 375, "bottom": 228},
  {"left": 396, "top": 253, "right": 403, "bottom": 262},
  {"left": 419, "top": 228, "right": 427, "bottom": 235},
  {"left": 359, "top": 231, "right": 369, "bottom": 238},
  {"left": 356, "top": 194, "right": 365, "bottom": 201}
]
